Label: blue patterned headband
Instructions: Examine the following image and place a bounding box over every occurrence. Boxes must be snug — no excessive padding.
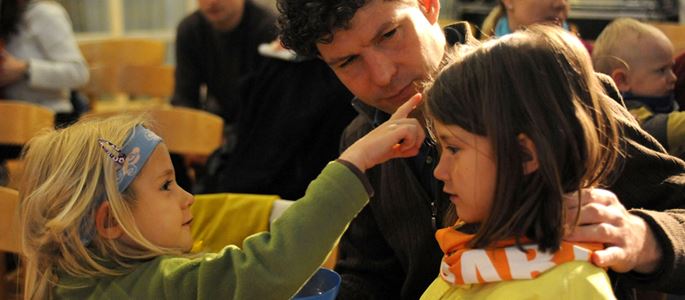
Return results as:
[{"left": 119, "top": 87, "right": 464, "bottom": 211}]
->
[
  {"left": 81, "top": 125, "right": 162, "bottom": 244},
  {"left": 99, "top": 124, "right": 162, "bottom": 191}
]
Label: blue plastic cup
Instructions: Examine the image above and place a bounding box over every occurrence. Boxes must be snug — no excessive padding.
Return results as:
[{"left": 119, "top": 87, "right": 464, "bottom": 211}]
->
[{"left": 293, "top": 268, "right": 341, "bottom": 300}]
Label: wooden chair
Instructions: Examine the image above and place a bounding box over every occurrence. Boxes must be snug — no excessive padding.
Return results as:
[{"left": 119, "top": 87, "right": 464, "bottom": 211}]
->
[
  {"left": 85, "top": 106, "right": 223, "bottom": 157},
  {"left": 145, "top": 107, "right": 223, "bottom": 156},
  {"left": 0, "top": 101, "right": 55, "bottom": 189},
  {"left": 85, "top": 64, "right": 175, "bottom": 112},
  {"left": 78, "top": 38, "right": 170, "bottom": 111},
  {"left": 78, "top": 37, "right": 166, "bottom": 67},
  {"left": 118, "top": 64, "right": 174, "bottom": 100},
  {"left": 0, "top": 186, "right": 21, "bottom": 300},
  {"left": 649, "top": 22, "right": 685, "bottom": 57},
  {"left": 0, "top": 101, "right": 55, "bottom": 146}
]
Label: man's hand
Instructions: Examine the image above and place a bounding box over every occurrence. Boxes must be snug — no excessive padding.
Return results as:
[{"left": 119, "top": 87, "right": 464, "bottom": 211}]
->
[
  {"left": 564, "top": 188, "right": 663, "bottom": 274},
  {"left": 0, "top": 51, "right": 29, "bottom": 87}
]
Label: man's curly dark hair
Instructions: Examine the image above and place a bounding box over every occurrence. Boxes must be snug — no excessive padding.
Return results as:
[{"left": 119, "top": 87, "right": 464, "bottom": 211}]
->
[{"left": 277, "top": 0, "right": 370, "bottom": 58}]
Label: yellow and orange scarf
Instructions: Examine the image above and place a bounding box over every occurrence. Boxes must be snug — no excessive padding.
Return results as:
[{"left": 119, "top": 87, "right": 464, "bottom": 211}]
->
[{"left": 436, "top": 224, "right": 603, "bottom": 285}]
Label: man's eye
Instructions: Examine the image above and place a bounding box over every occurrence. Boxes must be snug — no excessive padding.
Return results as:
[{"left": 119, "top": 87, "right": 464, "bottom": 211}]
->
[
  {"left": 339, "top": 56, "right": 357, "bottom": 68},
  {"left": 382, "top": 28, "right": 397, "bottom": 40}
]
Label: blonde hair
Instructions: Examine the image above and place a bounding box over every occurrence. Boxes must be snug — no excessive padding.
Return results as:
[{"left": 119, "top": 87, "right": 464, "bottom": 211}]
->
[
  {"left": 19, "top": 114, "right": 181, "bottom": 299},
  {"left": 592, "top": 18, "right": 670, "bottom": 75}
]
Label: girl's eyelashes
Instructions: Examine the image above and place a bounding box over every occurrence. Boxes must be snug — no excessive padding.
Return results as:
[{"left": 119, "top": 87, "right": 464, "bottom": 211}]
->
[
  {"left": 444, "top": 145, "right": 460, "bottom": 154},
  {"left": 161, "top": 180, "right": 173, "bottom": 191}
]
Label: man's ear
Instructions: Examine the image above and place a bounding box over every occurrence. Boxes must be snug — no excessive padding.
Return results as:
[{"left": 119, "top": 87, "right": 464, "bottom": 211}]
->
[
  {"left": 517, "top": 133, "right": 539, "bottom": 175},
  {"left": 610, "top": 68, "right": 631, "bottom": 93},
  {"left": 418, "top": 0, "right": 440, "bottom": 24},
  {"left": 95, "top": 201, "right": 124, "bottom": 240}
]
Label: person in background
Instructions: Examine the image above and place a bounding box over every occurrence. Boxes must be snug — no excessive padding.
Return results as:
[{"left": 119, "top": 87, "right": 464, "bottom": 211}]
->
[
  {"left": 277, "top": 0, "right": 685, "bottom": 299},
  {"left": 0, "top": 0, "right": 89, "bottom": 187},
  {"left": 172, "top": 0, "right": 276, "bottom": 126},
  {"left": 592, "top": 18, "right": 685, "bottom": 159},
  {"left": 194, "top": 53, "right": 356, "bottom": 200},
  {"left": 421, "top": 25, "right": 619, "bottom": 299},
  {"left": 0, "top": 0, "right": 89, "bottom": 124},
  {"left": 171, "top": 0, "right": 276, "bottom": 191},
  {"left": 479, "top": 0, "right": 593, "bottom": 52},
  {"left": 19, "top": 97, "right": 424, "bottom": 299},
  {"left": 673, "top": 51, "right": 685, "bottom": 111}
]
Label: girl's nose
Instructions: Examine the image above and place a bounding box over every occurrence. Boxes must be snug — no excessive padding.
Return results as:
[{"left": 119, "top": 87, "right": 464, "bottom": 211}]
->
[
  {"left": 433, "top": 156, "right": 448, "bottom": 181},
  {"left": 181, "top": 188, "right": 195, "bottom": 208}
]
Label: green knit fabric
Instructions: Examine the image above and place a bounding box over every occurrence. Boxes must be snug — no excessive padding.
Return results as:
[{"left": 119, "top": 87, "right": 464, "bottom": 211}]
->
[{"left": 56, "top": 161, "right": 369, "bottom": 299}]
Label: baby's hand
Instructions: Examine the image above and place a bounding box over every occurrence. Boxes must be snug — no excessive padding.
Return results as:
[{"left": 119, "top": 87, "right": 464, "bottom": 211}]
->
[{"left": 340, "top": 94, "right": 425, "bottom": 172}]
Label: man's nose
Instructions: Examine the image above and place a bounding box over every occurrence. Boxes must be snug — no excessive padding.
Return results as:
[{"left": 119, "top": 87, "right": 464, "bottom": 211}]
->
[{"left": 365, "top": 52, "right": 396, "bottom": 87}]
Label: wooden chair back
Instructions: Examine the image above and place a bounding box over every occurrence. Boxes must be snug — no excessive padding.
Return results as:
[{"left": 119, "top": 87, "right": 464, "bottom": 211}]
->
[
  {"left": 0, "top": 186, "right": 21, "bottom": 300},
  {"left": 82, "top": 64, "right": 175, "bottom": 112},
  {"left": 80, "top": 64, "right": 121, "bottom": 100},
  {"left": 78, "top": 37, "right": 166, "bottom": 66},
  {"left": 78, "top": 38, "right": 169, "bottom": 111},
  {"left": 0, "top": 187, "right": 20, "bottom": 253},
  {"left": 0, "top": 100, "right": 55, "bottom": 145},
  {"left": 0, "top": 101, "right": 55, "bottom": 189},
  {"left": 85, "top": 107, "right": 224, "bottom": 156},
  {"left": 118, "top": 64, "right": 175, "bottom": 99},
  {"left": 147, "top": 107, "right": 223, "bottom": 156}
]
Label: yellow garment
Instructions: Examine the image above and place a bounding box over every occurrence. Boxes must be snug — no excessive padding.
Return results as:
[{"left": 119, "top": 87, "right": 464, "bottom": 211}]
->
[
  {"left": 421, "top": 261, "right": 615, "bottom": 299},
  {"left": 190, "top": 193, "right": 279, "bottom": 252}
]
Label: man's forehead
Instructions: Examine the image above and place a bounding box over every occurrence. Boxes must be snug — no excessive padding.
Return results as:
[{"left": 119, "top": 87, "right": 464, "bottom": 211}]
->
[{"left": 317, "top": 0, "right": 415, "bottom": 59}]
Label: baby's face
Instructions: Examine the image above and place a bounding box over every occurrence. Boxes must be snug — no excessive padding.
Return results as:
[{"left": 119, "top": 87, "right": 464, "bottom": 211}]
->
[{"left": 626, "top": 35, "right": 676, "bottom": 97}]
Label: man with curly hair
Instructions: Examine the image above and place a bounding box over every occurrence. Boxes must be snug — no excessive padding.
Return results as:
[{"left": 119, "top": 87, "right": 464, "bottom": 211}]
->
[{"left": 278, "top": 0, "right": 685, "bottom": 299}]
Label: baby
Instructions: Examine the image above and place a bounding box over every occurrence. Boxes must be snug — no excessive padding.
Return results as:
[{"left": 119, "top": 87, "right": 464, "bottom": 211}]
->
[{"left": 593, "top": 17, "right": 685, "bottom": 158}]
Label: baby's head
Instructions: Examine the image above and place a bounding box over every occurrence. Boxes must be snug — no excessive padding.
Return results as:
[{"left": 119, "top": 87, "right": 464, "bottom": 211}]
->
[
  {"left": 425, "top": 25, "right": 622, "bottom": 252},
  {"left": 19, "top": 115, "right": 194, "bottom": 298},
  {"left": 593, "top": 18, "right": 676, "bottom": 97}
]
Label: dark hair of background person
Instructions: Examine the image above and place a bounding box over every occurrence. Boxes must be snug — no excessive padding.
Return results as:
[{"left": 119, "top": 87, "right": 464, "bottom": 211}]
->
[{"left": 0, "top": 0, "right": 25, "bottom": 42}]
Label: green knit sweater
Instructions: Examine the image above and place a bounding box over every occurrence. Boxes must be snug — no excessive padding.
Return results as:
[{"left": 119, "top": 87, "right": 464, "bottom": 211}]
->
[{"left": 56, "top": 161, "right": 369, "bottom": 299}]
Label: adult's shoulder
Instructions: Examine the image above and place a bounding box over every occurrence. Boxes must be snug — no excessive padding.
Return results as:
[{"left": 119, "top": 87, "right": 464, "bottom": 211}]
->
[
  {"left": 25, "top": 1, "right": 68, "bottom": 19},
  {"left": 24, "top": 0, "right": 71, "bottom": 29}
]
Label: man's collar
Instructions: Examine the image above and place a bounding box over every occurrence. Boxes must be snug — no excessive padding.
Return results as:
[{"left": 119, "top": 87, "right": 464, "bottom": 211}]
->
[{"left": 351, "top": 98, "right": 390, "bottom": 128}]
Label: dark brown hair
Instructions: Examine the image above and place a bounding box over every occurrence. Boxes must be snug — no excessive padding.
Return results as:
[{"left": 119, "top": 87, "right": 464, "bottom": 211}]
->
[
  {"left": 0, "top": 0, "right": 25, "bottom": 42},
  {"left": 426, "top": 25, "right": 623, "bottom": 252}
]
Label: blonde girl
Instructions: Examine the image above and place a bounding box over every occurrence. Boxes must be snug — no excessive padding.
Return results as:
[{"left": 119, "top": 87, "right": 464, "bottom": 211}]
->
[{"left": 19, "top": 97, "right": 424, "bottom": 299}]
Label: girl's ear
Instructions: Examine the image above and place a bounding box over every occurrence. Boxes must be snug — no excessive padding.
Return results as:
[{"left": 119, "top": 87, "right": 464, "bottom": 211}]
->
[
  {"left": 610, "top": 68, "right": 631, "bottom": 93},
  {"left": 517, "top": 133, "right": 539, "bottom": 175},
  {"left": 95, "top": 201, "right": 124, "bottom": 240},
  {"left": 418, "top": 0, "right": 440, "bottom": 25}
]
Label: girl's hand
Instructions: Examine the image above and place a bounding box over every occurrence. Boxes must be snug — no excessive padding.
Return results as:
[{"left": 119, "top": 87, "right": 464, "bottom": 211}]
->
[{"left": 340, "top": 94, "right": 425, "bottom": 172}]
